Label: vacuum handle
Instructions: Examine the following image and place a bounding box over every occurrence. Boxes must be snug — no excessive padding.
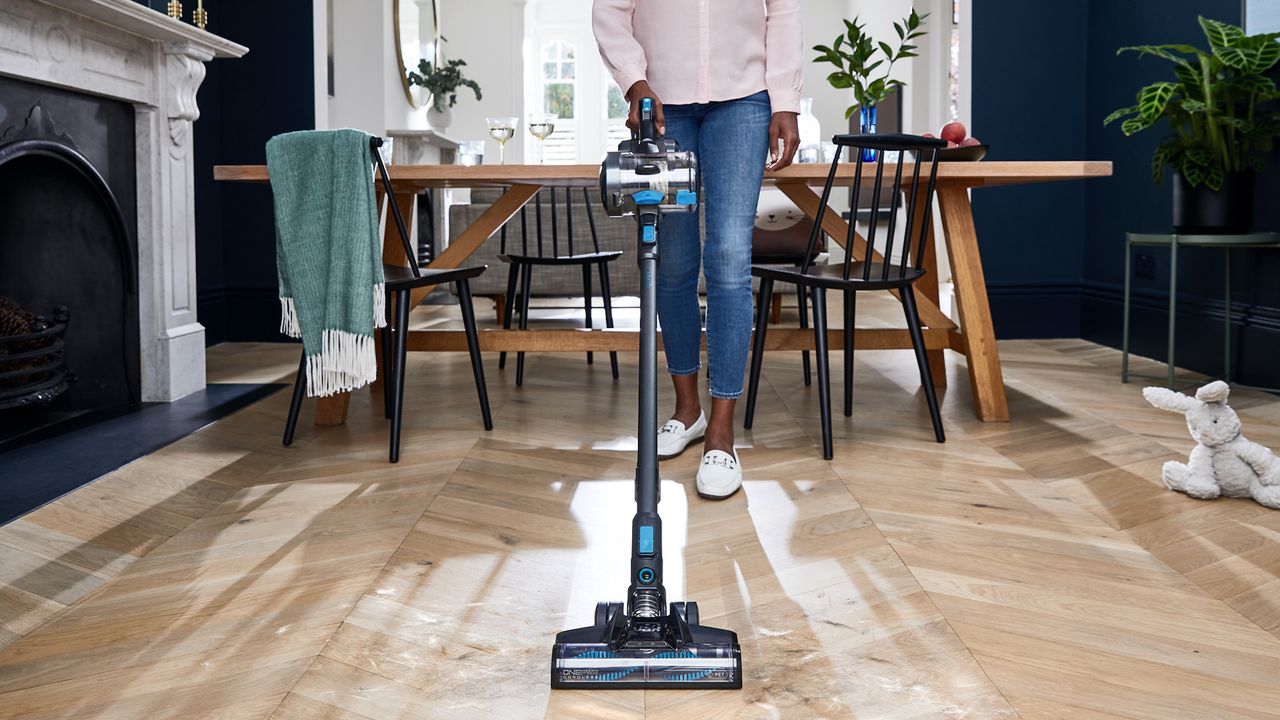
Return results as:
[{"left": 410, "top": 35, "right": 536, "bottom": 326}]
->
[{"left": 638, "top": 97, "right": 659, "bottom": 144}]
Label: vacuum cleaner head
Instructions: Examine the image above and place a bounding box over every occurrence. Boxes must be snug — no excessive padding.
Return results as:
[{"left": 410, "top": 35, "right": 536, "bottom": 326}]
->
[{"left": 551, "top": 600, "right": 742, "bottom": 689}]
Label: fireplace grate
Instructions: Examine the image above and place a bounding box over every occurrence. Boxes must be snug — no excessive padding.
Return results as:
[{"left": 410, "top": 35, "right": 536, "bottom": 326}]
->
[{"left": 0, "top": 305, "right": 72, "bottom": 410}]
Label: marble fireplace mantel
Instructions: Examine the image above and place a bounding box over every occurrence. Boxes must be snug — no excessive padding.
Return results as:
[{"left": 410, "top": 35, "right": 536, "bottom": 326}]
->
[{"left": 0, "top": 0, "right": 247, "bottom": 401}]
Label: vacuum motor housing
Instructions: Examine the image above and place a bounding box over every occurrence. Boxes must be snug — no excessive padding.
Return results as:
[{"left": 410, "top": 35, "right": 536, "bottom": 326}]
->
[{"left": 599, "top": 140, "right": 699, "bottom": 217}]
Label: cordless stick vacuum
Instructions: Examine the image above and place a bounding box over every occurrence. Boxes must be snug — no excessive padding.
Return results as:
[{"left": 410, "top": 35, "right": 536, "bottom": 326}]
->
[{"left": 550, "top": 98, "right": 743, "bottom": 690}]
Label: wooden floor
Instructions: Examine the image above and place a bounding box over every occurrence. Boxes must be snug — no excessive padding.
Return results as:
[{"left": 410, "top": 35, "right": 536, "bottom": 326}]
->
[{"left": 2, "top": 292, "right": 1280, "bottom": 719}]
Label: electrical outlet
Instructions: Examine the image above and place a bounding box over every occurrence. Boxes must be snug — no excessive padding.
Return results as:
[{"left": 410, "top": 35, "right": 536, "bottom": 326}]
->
[{"left": 1135, "top": 253, "right": 1156, "bottom": 279}]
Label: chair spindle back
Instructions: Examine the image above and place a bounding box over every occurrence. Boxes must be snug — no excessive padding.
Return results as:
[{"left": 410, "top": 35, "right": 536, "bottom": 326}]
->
[{"left": 799, "top": 133, "right": 944, "bottom": 283}]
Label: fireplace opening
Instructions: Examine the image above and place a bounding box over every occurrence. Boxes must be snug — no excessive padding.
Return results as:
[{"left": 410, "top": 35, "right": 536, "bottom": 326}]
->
[
  {"left": 0, "top": 99, "right": 139, "bottom": 448},
  {"left": 0, "top": 299, "right": 72, "bottom": 410}
]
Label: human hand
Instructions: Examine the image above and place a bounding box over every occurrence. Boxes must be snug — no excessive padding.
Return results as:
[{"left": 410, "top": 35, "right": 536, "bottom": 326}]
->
[
  {"left": 766, "top": 112, "right": 800, "bottom": 171},
  {"left": 625, "top": 80, "right": 665, "bottom": 135}
]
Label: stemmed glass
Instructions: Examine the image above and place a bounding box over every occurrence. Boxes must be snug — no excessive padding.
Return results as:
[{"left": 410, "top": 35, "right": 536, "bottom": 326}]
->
[
  {"left": 486, "top": 116, "right": 519, "bottom": 165},
  {"left": 527, "top": 113, "right": 557, "bottom": 165}
]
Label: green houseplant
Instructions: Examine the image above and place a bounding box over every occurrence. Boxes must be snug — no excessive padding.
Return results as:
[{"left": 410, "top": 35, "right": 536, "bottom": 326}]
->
[
  {"left": 812, "top": 9, "right": 927, "bottom": 160},
  {"left": 407, "top": 58, "right": 481, "bottom": 131},
  {"left": 1104, "top": 16, "right": 1280, "bottom": 233}
]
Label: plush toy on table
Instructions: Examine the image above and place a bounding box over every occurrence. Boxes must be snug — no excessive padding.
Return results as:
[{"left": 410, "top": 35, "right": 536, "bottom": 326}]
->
[{"left": 1143, "top": 381, "right": 1280, "bottom": 509}]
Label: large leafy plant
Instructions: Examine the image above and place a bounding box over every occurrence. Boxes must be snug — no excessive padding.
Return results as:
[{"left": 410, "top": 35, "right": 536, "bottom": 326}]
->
[
  {"left": 407, "top": 58, "right": 481, "bottom": 112},
  {"left": 813, "top": 9, "right": 928, "bottom": 120},
  {"left": 1105, "top": 17, "right": 1280, "bottom": 190}
]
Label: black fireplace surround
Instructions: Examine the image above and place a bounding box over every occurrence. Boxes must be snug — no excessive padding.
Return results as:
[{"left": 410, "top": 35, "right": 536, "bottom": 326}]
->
[{"left": 0, "top": 75, "right": 140, "bottom": 444}]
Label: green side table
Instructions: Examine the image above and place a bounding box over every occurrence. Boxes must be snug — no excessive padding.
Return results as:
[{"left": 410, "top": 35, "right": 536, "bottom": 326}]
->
[{"left": 1122, "top": 232, "right": 1280, "bottom": 389}]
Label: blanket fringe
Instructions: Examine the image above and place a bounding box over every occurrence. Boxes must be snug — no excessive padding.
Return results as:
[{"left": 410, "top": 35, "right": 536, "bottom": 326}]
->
[
  {"left": 373, "top": 282, "right": 386, "bottom": 329},
  {"left": 279, "top": 296, "right": 301, "bottom": 338},
  {"left": 305, "top": 328, "right": 378, "bottom": 397}
]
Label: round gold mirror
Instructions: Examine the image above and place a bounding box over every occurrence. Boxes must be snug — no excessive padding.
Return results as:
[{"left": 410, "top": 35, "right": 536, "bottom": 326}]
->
[{"left": 394, "top": 0, "right": 440, "bottom": 108}]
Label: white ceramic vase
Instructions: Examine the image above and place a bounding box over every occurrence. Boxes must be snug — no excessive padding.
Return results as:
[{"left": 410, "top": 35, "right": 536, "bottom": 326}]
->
[{"left": 427, "top": 103, "right": 453, "bottom": 132}]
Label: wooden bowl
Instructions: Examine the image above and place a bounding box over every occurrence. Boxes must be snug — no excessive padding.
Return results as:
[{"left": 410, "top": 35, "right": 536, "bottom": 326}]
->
[{"left": 937, "top": 143, "right": 989, "bottom": 162}]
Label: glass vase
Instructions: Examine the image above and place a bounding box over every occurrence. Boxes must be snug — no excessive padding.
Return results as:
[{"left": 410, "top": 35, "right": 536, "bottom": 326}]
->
[{"left": 859, "top": 105, "right": 877, "bottom": 162}]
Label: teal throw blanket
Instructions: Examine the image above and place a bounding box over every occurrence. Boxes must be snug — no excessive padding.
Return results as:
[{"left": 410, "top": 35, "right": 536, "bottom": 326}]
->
[{"left": 267, "top": 129, "right": 386, "bottom": 397}]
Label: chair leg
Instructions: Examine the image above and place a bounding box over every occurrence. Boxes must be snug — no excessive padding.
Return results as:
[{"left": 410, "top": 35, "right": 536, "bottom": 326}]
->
[
  {"left": 456, "top": 279, "right": 493, "bottom": 431},
  {"left": 744, "top": 277, "right": 774, "bottom": 430},
  {"left": 282, "top": 349, "right": 307, "bottom": 446},
  {"left": 380, "top": 328, "right": 392, "bottom": 420},
  {"left": 389, "top": 289, "right": 411, "bottom": 462},
  {"left": 797, "top": 282, "right": 811, "bottom": 386},
  {"left": 902, "top": 285, "right": 945, "bottom": 443},
  {"left": 599, "top": 261, "right": 619, "bottom": 379},
  {"left": 811, "top": 285, "right": 833, "bottom": 460},
  {"left": 516, "top": 263, "right": 532, "bottom": 386},
  {"left": 499, "top": 262, "right": 518, "bottom": 370},
  {"left": 844, "top": 289, "right": 855, "bottom": 417},
  {"left": 582, "top": 264, "right": 594, "bottom": 365}
]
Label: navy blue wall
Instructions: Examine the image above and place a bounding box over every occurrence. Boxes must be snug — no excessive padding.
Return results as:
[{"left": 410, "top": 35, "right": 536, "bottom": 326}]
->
[
  {"left": 973, "top": 0, "right": 1279, "bottom": 387},
  {"left": 191, "top": 2, "right": 316, "bottom": 344},
  {"left": 970, "top": 0, "right": 1089, "bottom": 338}
]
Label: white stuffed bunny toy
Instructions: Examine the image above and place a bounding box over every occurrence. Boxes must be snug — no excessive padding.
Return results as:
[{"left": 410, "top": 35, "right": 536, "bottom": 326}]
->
[{"left": 1143, "top": 381, "right": 1280, "bottom": 509}]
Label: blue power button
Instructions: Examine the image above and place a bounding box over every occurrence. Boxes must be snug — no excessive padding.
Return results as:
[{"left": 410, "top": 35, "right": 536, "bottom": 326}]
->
[{"left": 638, "top": 525, "right": 654, "bottom": 555}]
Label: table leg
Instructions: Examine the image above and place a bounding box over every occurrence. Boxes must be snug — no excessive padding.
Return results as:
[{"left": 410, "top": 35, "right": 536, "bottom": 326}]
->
[
  {"left": 1122, "top": 236, "right": 1132, "bottom": 383},
  {"left": 937, "top": 187, "right": 1009, "bottom": 422},
  {"left": 1224, "top": 248, "right": 1232, "bottom": 383},
  {"left": 1167, "top": 235, "right": 1178, "bottom": 389}
]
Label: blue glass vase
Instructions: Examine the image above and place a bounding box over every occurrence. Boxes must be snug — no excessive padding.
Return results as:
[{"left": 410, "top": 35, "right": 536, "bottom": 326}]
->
[{"left": 859, "top": 106, "right": 878, "bottom": 162}]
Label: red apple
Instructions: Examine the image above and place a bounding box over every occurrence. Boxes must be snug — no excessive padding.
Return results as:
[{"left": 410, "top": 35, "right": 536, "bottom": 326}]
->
[
  {"left": 946, "top": 140, "right": 959, "bottom": 148},
  {"left": 921, "top": 132, "right": 936, "bottom": 138},
  {"left": 941, "top": 121, "right": 967, "bottom": 144},
  {"left": 960, "top": 137, "right": 981, "bottom": 147}
]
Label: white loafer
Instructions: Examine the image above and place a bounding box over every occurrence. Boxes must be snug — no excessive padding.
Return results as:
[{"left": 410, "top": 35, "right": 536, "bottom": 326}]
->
[
  {"left": 657, "top": 412, "right": 707, "bottom": 459},
  {"left": 696, "top": 449, "right": 743, "bottom": 500}
]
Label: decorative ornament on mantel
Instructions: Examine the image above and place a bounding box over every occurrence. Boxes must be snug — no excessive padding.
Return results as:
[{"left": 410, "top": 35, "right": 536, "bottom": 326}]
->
[
  {"left": 167, "top": 0, "right": 182, "bottom": 20},
  {"left": 193, "top": 0, "right": 207, "bottom": 30}
]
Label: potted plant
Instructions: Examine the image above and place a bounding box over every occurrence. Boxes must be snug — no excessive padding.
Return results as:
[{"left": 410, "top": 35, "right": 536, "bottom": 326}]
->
[
  {"left": 1105, "top": 17, "right": 1280, "bottom": 234},
  {"left": 812, "top": 9, "right": 927, "bottom": 159},
  {"left": 407, "top": 58, "right": 482, "bottom": 132}
]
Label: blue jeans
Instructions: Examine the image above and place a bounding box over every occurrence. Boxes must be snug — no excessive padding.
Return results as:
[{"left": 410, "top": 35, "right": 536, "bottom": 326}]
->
[{"left": 659, "top": 90, "right": 771, "bottom": 400}]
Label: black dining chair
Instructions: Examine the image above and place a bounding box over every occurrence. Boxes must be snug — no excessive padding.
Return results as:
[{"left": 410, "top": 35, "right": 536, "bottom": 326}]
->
[
  {"left": 744, "top": 133, "right": 946, "bottom": 459},
  {"left": 497, "top": 187, "right": 621, "bottom": 385},
  {"left": 282, "top": 136, "right": 492, "bottom": 463},
  {"left": 751, "top": 213, "right": 826, "bottom": 387}
]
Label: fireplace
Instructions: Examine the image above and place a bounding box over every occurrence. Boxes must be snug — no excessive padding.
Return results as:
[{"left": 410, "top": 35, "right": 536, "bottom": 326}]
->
[
  {"left": 0, "top": 87, "right": 141, "bottom": 441},
  {"left": 0, "top": 0, "right": 246, "bottom": 409}
]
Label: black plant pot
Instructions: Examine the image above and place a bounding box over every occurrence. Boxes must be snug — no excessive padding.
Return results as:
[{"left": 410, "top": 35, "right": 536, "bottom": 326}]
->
[{"left": 1172, "top": 171, "right": 1253, "bottom": 235}]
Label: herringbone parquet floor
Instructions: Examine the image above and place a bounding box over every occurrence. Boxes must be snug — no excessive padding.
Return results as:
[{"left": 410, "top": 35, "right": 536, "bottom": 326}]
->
[{"left": 2, "top": 293, "right": 1279, "bottom": 719}]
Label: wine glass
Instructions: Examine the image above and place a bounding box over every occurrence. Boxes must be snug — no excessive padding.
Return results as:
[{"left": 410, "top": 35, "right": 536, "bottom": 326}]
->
[
  {"left": 527, "top": 113, "right": 557, "bottom": 165},
  {"left": 486, "top": 116, "right": 518, "bottom": 164}
]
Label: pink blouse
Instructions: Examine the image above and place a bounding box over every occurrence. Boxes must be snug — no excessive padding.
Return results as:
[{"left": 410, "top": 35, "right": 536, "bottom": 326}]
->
[{"left": 591, "top": 0, "right": 804, "bottom": 114}]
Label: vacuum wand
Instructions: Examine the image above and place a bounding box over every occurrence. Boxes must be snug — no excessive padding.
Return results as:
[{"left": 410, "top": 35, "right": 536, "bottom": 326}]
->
[{"left": 550, "top": 98, "right": 741, "bottom": 691}]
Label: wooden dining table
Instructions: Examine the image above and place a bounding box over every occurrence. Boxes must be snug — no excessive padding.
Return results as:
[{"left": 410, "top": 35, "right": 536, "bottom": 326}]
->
[{"left": 213, "top": 160, "right": 1112, "bottom": 426}]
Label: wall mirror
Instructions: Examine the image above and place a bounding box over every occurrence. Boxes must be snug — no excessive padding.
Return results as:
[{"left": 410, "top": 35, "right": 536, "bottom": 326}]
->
[{"left": 395, "top": 0, "right": 441, "bottom": 107}]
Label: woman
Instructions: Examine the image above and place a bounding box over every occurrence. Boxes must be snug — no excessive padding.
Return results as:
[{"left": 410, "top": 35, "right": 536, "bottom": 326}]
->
[{"left": 593, "top": 0, "right": 803, "bottom": 499}]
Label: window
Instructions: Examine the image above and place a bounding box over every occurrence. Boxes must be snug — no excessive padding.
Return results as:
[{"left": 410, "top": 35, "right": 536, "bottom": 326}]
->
[
  {"left": 539, "top": 40, "right": 577, "bottom": 164},
  {"left": 542, "top": 40, "right": 576, "bottom": 119},
  {"left": 605, "top": 80, "right": 629, "bottom": 150},
  {"left": 949, "top": 0, "right": 961, "bottom": 121},
  {"left": 524, "top": 3, "right": 628, "bottom": 163}
]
